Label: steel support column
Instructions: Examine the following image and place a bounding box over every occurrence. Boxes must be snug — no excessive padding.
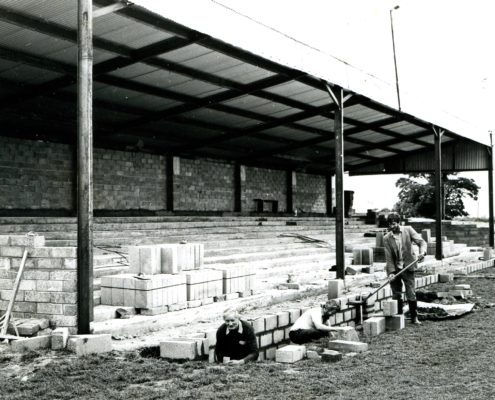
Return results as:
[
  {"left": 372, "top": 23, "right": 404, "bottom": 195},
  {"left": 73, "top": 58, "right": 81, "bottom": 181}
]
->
[
  {"left": 166, "top": 156, "right": 174, "bottom": 212},
  {"left": 326, "top": 174, "right": 333, "bottom": 217},
  {"left": 234, "top": 163, "right": 241, "bottom": 213},
  {"left": 77, "top": 0, "right": 93, "bottom": 334},
  {"left": 489, "top": 133, "right": 494, "bottom": 247},
  {"left": 286, "top": 170, "right": 293, "bottom": 214},
  {"left": 325, "top": 84, "right": 345, "bottom": 279},
  {"left": 434, "top": 127, "right": 443, "bottom": 260}
]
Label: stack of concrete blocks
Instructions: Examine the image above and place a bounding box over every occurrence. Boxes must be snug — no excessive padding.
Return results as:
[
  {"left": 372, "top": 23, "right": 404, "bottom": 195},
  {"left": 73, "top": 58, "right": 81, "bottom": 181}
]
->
[
  {"left": 176, "top": 243, "right": 204, "bottom": 271},
  {"left": 363, "top": 316, "right": 386, "bottom": 337},
  {"left": 373, "top": 231, "right": 386, "bottom": 262},
  {"left": 128, "top": 243, "right": 204, "bottom": 275},
  {"left": 100, "top": 273, "right": 187, "bottom": 313},
  {"left": 129, "top": 245, "right": 162, "bottom": 275},
  {"left": 184, "top": 269, "right": 223, "bottom": 307},
  {"left": 0, "top": 235, "right": 79, "bottom": 332},
  {"left": 427, "top": 238, "right": 460, "bottom": 258},
  {"left": 352, "top": 247, "right": 373, "bottom": 266},
  {"left": 382, "top": 299, "right": 405, "bottom": 331},
  {"left": 210, "top": 265, "right": 255, "bottom": 297}
]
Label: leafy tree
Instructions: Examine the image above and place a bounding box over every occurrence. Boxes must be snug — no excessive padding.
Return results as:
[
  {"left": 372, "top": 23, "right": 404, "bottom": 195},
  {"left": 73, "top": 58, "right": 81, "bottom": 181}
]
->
[{"left": 393, "top": 173, "right": 480, "bottom": 219}]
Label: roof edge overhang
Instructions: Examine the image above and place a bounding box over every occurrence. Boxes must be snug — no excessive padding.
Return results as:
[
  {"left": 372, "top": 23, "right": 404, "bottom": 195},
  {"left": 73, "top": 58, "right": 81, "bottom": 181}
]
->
[{"left": 131, "top": 0, "right": 490, "bottom": 147}]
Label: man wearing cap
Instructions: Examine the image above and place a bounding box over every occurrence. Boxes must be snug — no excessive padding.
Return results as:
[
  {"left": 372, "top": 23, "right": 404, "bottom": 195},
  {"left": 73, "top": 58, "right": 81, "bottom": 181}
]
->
[
  {"left": 215, "top": 308, "right": 259, "bottom": 364},
  {"left": 384, "top": 213, "right": 427, "bottom": 325}
]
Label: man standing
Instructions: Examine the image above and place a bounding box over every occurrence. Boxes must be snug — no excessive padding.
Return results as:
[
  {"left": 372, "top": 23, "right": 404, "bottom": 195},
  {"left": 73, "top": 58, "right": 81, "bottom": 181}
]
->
[
  {"left": 384, "top": 213, "right": 427, "bottom": 325},
  {"left": 215, "top": 308, "right": 259, "bottom": 364}
]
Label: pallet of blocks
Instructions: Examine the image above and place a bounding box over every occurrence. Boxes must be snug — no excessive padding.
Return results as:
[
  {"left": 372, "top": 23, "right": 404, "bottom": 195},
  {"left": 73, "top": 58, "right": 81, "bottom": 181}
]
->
[
  {"left": 100, "top": 273, "right": 187, "bottom": 311},
  {"left": 210, "top": 265, "right": 255, "bottom": 296},
  {"left": 176, "top": 243, "right": 204, "bottom": 271},
  {"left": 184, "top": 269, "right": 223, "bottom": 305},
  {"left": 128, "top": 243, "right": 204, "bottom": 275}
]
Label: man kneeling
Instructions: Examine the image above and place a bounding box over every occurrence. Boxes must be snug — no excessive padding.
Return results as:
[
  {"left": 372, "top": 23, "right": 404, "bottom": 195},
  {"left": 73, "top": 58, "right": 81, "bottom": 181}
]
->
[
  {"left": 215, "top": 308, "right": 259, "bottom": 364},
  {"left": 289, "top": 300, "right": 346, "bottom": 344}
]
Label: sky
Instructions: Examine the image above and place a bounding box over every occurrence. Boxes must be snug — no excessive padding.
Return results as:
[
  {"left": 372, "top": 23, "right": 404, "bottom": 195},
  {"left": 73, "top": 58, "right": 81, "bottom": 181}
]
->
[{"left": 138, "top": 0, "right": 494, "bottom": 216}]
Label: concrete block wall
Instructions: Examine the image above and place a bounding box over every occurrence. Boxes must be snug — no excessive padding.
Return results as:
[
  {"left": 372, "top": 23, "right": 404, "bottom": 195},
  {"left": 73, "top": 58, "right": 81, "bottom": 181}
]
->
[
  {"left": 293, "top": 172, "right": 326, "bottom": 214},
  {"left": 243, "top": 166, "right": 287, "bottom": 212},
  {"left": 0, "top": 235, "right": 77, "bottom": 331},
  {"left": 173, "top": 158, "right": 235, "bottom": 211},
  {"left": 0, "top": 137, "right": 73, "bottom": 210},
  {"left": 409, "top": 221, "right": 491, "bottom": 247},
  {"left": 93, "top": 148, "right": 166, "bottom": 210},
  {"left": 0, "top": 136, "right": 331, "bottom": 214}
]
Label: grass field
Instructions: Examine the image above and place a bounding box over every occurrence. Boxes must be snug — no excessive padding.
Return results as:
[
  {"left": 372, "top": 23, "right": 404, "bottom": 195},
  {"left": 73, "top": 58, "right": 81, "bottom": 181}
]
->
[{"left": 2, "top": 268, "right": 495, "bottom": 400}]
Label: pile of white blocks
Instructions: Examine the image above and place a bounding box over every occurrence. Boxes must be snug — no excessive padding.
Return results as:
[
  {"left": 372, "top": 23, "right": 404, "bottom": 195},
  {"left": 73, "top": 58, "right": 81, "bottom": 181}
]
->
[
  {"left": 210, "top": 265, "right": 255, "bottom": 295},
  {"left": 185, "top": 269, "right": 223, "bottom": 302},
  {"left": 364, "top": 299, "right": 404, "bottom": 337},
  {"left": 129, "top": 243, "right": 204, "bottom": 274},
  {"left": 352, "top": 248, "right": 373, "bottom": 265},
  {"left": 100, "top": 273, "right": 187, "bottom": 309}
]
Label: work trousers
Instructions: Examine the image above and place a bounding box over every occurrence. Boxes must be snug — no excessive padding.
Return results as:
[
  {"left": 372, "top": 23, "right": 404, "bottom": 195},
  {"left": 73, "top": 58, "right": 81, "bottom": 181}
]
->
[
  {"left": 390, "top": 269, "right": 416, "bottom": 301},
  {"left": 289, "top": 329, "right": 326, "bottom": 345}
]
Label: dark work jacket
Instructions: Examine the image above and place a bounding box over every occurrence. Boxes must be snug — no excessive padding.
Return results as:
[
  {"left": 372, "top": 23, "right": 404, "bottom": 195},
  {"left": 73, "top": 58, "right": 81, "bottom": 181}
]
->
[{"left": 215, "top": 320, "right": 259, "bottom": 362}]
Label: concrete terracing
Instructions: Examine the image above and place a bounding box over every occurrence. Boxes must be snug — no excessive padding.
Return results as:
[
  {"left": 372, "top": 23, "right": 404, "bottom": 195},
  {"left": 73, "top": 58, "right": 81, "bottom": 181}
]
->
[{"left": 0, "top": 216, "right": 376, "bottom": 307}]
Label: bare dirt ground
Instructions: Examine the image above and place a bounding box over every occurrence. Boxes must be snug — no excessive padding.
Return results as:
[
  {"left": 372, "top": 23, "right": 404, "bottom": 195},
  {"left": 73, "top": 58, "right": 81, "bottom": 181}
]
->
[{"left": 1, "top": 266, "right": 495, "bottom": 400}]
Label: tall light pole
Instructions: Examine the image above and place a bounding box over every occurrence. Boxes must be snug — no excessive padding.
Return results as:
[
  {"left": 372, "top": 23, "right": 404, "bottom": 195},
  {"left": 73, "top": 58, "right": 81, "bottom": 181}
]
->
[{"left": 390, "top": 5, "right": 401, "bottom": 111}]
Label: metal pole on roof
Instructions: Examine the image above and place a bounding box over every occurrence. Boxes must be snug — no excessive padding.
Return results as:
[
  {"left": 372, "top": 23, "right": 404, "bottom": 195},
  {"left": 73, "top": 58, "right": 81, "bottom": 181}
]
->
[
  {"left": 390, "top": 6, "right": 401, "bottom": 111},
  {"left": 77, "top": 0, "right": 94, "bottom": 334},
  {"left": 488, "top": 131, "right": 494, "bottom": 247},
  {"left": 434, "top": 127, "right": 443, "bottom": 260}
]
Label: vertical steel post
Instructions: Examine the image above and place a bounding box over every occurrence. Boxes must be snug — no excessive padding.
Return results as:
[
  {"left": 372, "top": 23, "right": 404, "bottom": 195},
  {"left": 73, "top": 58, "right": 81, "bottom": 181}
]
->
[
  {"left": 326, "top": 174, "right": 333, "bottom": 216},
  {"left": 77, "top": 0, "right": 93, "bottom": 334},
  {"left": 332, "top": 87, "right": 345, "bottom": 279},
  {"left": 489, "top": 133, "right": 494, "bottom": 247},
  {"left": 234, "top": 163, "right": 242, "bottom": 213},
  {"left": 434, "top": 128, "right": 443, "bottom": 260},
  {"left": 286, "top": 170, "right": 293, "bottom": 214},
  {"left": 166, "top": 156, "right": 174, "bottom": 211}
]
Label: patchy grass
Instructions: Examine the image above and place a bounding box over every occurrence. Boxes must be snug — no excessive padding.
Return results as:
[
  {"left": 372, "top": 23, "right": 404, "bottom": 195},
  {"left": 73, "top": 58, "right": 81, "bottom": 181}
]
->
[{"left": 2, "top": 269, "right": 495, "bottom": 400}]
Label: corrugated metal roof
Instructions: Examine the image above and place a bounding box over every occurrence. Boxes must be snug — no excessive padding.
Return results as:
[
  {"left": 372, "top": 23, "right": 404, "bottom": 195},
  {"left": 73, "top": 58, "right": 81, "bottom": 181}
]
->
[{"left": 0, "top": 0, "right": 489, "bottom": 177}]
